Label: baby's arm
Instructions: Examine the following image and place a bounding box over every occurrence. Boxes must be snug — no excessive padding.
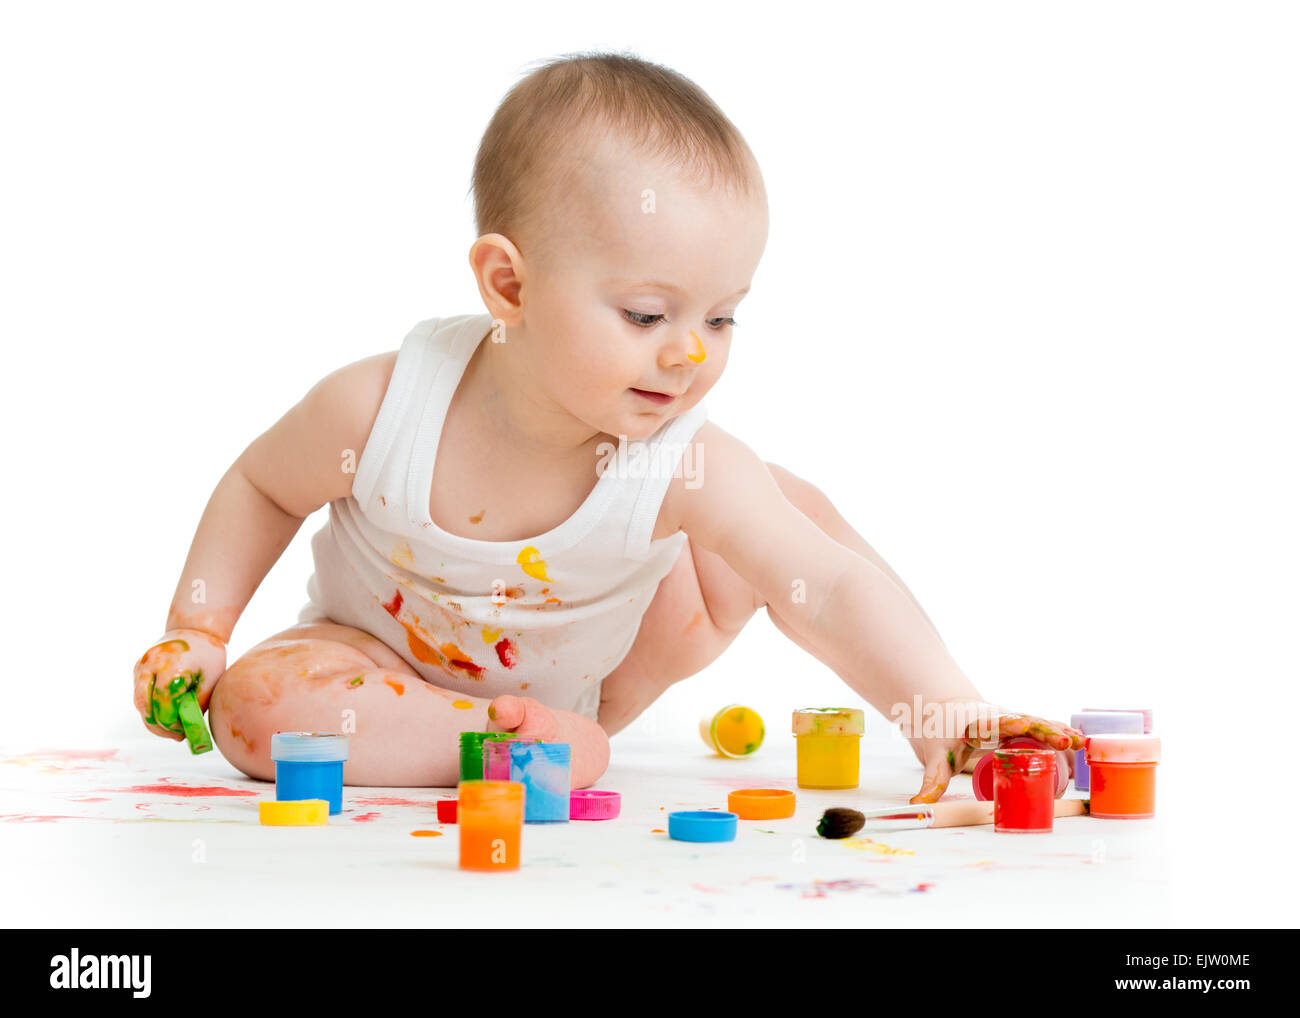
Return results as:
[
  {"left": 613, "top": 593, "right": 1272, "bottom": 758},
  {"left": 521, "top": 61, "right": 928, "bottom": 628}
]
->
[
  {"left": 134, "top": 352, "right": 398, "bottom": 723},
  {"left": 678, "top": 423, "right": 1082, "bottom": 802}
]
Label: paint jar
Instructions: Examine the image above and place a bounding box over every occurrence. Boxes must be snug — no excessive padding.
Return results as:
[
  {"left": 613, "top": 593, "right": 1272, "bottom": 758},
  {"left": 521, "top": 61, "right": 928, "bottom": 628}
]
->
[
  {"left": 459, "top": 731, "right": 517, "bottom": 781},
  {"left": 271, "top": 732, "right": 348, "bottom": 816},
  {"left": 699, "top": 704, "right": 766, "bottom": 758},
  {"left": 458, "top": 780, "right": 524, "bottom": 871},
  {"left": 973, "top": 737, "right": 1069, "bottom": 801},
  {"left": 1086, "top": 734, "right": 1161, "bottom": 819},
  {"left": 483, "top": 739, "right": 572, "bottom": 823},
  {"left": 993, "top": 747, "right": 1057, "bottom": 833},
  {"left": 482, "top": 736, "right": 528, "bottom": 781},
  {"left": 1070, "top": 712, "right": 1145, "bottom": 791},
  {"left": 793, "top": 708, "right": 864, "bottom": 789}
]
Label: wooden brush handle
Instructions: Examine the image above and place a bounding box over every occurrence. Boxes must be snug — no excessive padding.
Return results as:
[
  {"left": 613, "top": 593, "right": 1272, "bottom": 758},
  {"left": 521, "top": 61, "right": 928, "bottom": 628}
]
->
[{"left": 929, "top": 798, "right": 1088, "bottom": 828}]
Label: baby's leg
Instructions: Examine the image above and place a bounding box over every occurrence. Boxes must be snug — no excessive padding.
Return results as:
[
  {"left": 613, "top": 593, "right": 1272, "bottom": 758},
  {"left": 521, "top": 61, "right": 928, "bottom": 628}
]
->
[
  {"left": 599, "top": 462, "right": 937, "bottom": 734},
  {"left": 209, "top": 620, "right": 607, "bottom": 787}
]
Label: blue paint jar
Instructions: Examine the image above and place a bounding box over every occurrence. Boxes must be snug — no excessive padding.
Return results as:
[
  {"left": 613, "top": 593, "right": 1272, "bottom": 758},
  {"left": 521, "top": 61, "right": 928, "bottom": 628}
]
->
[
  {"left": 271, "top": 732, "right": 348, "bottom": 815},
  {"left": 488, "top": 740, "right": 571, "bottom": 823},
  {"left": 1070, "top": 712, "right": 1144, "bottom": 791}
]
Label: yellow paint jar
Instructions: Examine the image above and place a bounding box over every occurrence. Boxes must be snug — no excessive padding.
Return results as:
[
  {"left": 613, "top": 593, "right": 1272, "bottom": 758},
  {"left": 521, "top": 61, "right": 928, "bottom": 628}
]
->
[
  {"left": 793, "top": 708, "right": 865, "bottom": 789},
  {"left": 699, "top": 704, "right": 766, "bottom": 758}
]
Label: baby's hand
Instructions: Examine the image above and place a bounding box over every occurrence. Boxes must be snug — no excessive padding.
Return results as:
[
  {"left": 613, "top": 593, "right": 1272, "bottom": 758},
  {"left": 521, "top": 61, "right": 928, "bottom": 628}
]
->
[
  {"left": 907, "top": 702, "right": 1085, "bottom": 804},
  {"left": 132, "top": 630, "right": 227, "bottom": 741}
]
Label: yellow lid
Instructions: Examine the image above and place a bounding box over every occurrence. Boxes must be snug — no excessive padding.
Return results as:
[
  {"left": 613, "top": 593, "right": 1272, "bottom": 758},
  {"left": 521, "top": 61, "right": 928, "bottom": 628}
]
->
[
  {"left": 259, "top": 799, "right": 329, "bottom": 826},
  {"left": 792, "top": 707, "right": 865, "bottom": 736}
]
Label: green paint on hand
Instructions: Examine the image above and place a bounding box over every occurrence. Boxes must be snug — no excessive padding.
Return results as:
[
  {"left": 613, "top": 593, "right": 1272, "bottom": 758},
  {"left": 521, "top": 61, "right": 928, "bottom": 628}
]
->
[
  {"left": 946, "top": 750, "right": 956, "bottom": 770},
  {"left": 348, "top": 675, "right": 364, "bottom": 688},
  {"left": 148, "top": 670, "right": 211, "bottom": 754},
  {"left": 176, "top": 691, "right": 213, "bottom": 755}
]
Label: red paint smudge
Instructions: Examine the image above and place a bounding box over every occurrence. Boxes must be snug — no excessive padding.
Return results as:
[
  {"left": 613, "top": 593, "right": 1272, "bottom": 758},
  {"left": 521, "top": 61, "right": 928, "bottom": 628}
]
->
[
  {"left": 26, "top": 749, "right": 119, "bottom": 761},
  {"left": 69, "top": 797, "right": 110, "bottom": 803},
  {"left": 382, "top": 590, "right": 403, "bottom": 616},
  {"left": 103, "top": 784, "right": 258, "bottom": 798},
  {"left": 440, "top": 642, "right": 484, "bottom": 678},
  {"left": 495, "top": 638, "right": 519, "bottom": 669},
  {"left": 354, "top": 796, "right": 438, "bottom": 807},
  {"left": 0, "top": 814, "right": 93, "bottom": 823},
  {"left": 352, "top": 812, "right": 381, "bottom": 822}
]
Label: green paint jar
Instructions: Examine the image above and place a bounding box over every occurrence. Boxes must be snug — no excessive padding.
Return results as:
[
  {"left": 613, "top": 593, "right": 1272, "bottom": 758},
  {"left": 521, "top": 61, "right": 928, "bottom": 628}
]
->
[{"left": 458, "top": 731, "right": 516, "bottom": 781}]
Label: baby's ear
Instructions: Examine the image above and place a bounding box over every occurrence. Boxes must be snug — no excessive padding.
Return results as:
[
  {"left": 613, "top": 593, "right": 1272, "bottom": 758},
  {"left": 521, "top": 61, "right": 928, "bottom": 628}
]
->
[{"left": 468, "top": 234, "right": 525, "bottom": 322}]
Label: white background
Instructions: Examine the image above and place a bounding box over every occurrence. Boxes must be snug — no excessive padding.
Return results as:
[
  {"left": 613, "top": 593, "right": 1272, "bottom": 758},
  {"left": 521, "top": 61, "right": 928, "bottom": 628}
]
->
[{"left": 2, "top": 2, "right": 1296, "bottom": 922}]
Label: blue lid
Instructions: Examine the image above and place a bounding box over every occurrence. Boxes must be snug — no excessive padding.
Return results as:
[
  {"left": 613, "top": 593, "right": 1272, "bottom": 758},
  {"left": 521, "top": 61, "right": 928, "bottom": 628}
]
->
[
  {"left": 668, "top": 810, "right": 737, "bottom": 843},
  {"left": 271, "top": 732, "right": 349, "bottom": 762}
]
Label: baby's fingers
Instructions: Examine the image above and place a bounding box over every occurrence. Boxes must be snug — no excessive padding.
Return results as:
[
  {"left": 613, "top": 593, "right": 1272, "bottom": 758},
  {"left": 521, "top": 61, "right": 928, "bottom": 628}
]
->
[
  {"left": 909, "top": 748, "right": 958, "bottom": 804},
  {"left": 999, "top": 713, "right": 1084, "bottom": 751}
]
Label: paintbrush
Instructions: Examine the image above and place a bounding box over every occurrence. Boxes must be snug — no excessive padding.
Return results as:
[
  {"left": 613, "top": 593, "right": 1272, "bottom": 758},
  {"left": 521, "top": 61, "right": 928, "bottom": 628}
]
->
[{"left": 817, "top": 799, "right": 1088, "bottom": 837}]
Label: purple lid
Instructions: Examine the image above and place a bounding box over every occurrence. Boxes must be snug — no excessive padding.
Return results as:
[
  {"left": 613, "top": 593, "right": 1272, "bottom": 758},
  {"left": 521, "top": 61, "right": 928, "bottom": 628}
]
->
[{"left": 1081, "top": 708, "right": 1154, "bottom": 733}]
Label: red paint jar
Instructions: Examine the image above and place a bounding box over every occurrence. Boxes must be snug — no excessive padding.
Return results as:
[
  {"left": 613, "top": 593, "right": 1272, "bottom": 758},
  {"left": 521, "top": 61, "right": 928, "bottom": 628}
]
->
[
  {"left": 973, "top": 736, "right": 1069, "bottom": 801},
  {"left": 993, "top": 747, "right": 1056, "bottom": 833}
]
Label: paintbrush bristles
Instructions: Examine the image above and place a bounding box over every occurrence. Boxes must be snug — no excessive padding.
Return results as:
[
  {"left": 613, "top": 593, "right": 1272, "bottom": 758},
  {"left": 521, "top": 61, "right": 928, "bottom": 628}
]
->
[{"left": 817, "top": 807, "right": 866, "bottom": 839}]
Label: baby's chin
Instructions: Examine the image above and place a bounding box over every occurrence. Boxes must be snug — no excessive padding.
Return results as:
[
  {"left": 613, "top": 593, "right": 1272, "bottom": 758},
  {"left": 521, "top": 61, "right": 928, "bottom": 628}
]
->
[{"left": 580, "top": 400, "right": 681, "bottom": 443}]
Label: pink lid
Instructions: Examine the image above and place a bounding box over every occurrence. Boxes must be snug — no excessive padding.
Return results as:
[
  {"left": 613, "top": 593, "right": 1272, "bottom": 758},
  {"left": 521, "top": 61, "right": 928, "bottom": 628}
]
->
[
  {"left": 1086, "top": 733, "right": 1161, "bottom": 764},
  {"left": 973, "top": 737, "right": 1069, "bottom": 800},
  {"left": 570, "top": 789, "right": 621, "bottom": 820},
  {"left": 1082, "top": 707, "right": 1154, "bottom": 733}
]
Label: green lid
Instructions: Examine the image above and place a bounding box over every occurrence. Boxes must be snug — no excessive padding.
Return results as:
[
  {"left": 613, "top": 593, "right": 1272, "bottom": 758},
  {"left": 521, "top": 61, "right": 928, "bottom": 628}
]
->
[{"left": 458, "top": 731, "right": 515, "bottom": 781}]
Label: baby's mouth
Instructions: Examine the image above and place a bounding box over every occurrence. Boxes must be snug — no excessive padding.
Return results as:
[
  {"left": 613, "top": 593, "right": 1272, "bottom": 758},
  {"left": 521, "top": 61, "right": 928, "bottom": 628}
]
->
[{"left": 629, "top": 388, "right": 676, "bottom": 406}]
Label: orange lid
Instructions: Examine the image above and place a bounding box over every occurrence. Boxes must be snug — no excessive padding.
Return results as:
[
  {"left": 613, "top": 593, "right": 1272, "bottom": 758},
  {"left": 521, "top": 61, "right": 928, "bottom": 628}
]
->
[{"left": 727, "top": 788, "right": 796, "bottom": 820}]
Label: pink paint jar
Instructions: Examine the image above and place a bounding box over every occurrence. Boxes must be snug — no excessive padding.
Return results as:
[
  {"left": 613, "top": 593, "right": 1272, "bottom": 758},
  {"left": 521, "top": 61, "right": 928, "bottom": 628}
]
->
[
  {"left": 1086, "top": 734, "right": 1161, "bottom": 819},
  {"left": 993, "top": 747, "right": 1057, "bottom": 833},
  {"left": 973, "top": 736, "right": 1068, "bottom": 801},
  {"left": 482, "top": 737, "right": 531, "bottom": 780}
]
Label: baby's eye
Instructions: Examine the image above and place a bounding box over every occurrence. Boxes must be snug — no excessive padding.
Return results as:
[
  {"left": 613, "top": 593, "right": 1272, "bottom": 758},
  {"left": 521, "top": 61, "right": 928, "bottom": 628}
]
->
[
  {"left": 707, "top": 317, "right": 737, "bottom": 329},
  {"left": 622, "top": 310, "right": 664, "bottom": 327}
]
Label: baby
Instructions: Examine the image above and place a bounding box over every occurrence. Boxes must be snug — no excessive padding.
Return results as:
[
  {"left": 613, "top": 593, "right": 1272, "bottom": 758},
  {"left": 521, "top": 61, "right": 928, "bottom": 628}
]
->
[{"left": 133, "top": 52, "right": 1083, "bottom": 801}]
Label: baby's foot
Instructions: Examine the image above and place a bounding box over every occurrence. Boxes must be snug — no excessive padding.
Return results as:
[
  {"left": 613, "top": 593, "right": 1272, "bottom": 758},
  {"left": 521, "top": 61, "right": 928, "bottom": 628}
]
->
[
  {"left": 488, "top": 695, "right": 561, "bottom": 740},
  {"left": 487, "top": 695, "right": 610, "bottom": 788}
]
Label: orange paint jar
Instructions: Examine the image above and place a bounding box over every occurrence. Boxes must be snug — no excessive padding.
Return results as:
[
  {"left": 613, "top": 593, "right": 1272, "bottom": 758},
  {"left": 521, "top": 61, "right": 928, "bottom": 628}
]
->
[
  {"left": 1086, "top": 734, "right": 1161, "bottom": 819},
  {"left": 458, "top": 780, "right": 524, "bottom": 871}
]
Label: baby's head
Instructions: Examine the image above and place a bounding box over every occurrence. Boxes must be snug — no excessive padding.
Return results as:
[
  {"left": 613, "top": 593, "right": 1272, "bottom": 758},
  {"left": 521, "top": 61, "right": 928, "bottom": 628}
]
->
[{"left": 469, "top": 52, "right": 768, "bottom": 440}]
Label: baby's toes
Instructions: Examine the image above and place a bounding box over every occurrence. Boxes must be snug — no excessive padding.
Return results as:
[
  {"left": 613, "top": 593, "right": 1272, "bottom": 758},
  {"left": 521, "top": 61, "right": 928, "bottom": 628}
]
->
[
  {"left": 487, "top": 695, "right": 527, "bottom": 731},
  {"left": 510, "top": 697, "right": 560, "bottom": 740}
]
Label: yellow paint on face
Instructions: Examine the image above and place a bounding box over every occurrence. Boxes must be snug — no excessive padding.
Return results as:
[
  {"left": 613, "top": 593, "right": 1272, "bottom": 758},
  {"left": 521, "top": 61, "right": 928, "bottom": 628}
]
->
[
  {"left": 451, "top": 700, "right": 474, "bottom": 710},
  {"left": 687, "top": 330, "right": 707, "bottom": 363},
  {"left": 516, "top": 545, "right": 550, "bottom": 582},
  {"left": 481, "top": 627, "right": 502, "bottom": 644}
]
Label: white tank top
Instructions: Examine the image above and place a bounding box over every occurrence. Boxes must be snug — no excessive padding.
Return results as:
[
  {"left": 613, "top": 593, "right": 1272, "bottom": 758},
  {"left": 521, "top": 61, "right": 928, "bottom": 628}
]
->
[{"left": 300, "top": 313, "right": 708, "bottom": 720}]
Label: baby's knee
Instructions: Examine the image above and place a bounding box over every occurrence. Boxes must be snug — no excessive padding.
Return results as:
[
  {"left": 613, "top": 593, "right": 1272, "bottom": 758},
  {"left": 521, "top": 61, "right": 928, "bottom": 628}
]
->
[{"left": 207, "top": 639, "right": 372, "bottom": 780}]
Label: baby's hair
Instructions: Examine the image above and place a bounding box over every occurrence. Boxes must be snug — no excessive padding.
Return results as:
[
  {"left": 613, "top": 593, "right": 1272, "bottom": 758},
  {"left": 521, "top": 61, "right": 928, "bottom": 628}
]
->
[{"left": 470, "top": 50, "right": 757, "bottom": 251}]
